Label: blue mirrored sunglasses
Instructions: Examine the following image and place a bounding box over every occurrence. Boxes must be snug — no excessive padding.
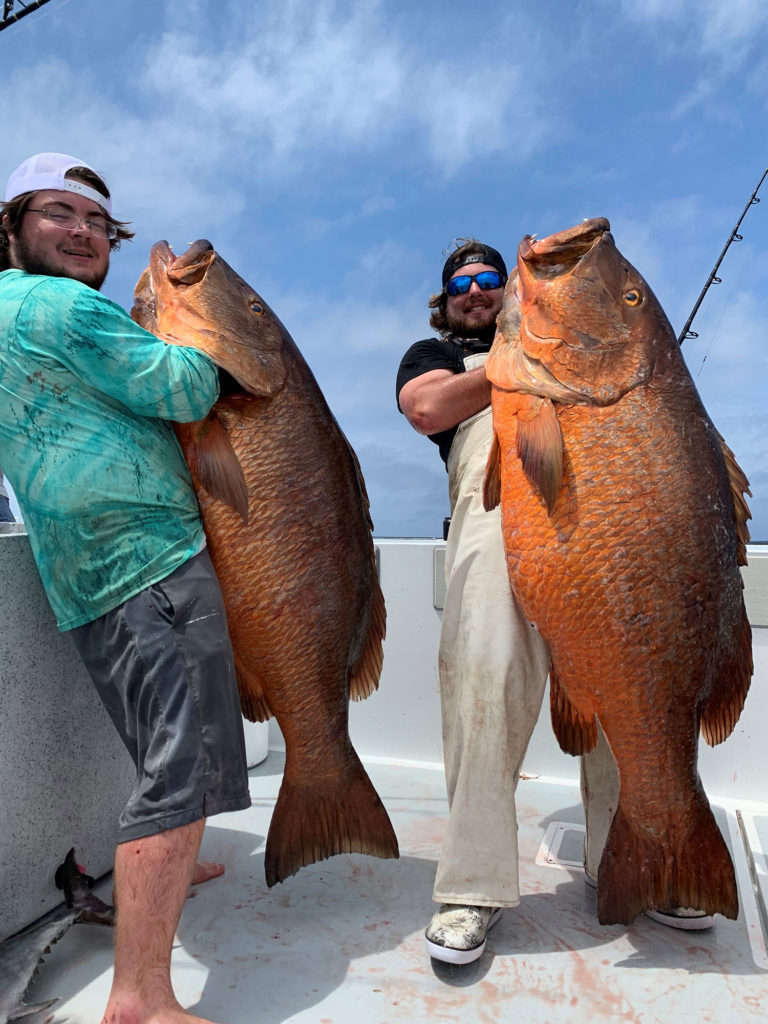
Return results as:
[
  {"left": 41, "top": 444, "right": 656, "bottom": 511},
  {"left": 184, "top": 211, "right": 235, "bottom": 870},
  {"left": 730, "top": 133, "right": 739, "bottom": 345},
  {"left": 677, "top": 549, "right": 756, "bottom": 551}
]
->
[{"left": 446, "top": 270, "right": 505, "bottom": 296}]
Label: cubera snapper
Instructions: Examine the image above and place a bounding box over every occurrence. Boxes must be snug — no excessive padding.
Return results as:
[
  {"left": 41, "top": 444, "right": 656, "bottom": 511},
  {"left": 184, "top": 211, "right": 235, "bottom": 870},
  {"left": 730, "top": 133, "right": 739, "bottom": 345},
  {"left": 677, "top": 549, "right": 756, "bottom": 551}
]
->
[
  {"left": 483, "top": 217, "right": 752, "bottom": 925},
  {"left": 132, "top": 240, "right": 397, "bottom": 886}
]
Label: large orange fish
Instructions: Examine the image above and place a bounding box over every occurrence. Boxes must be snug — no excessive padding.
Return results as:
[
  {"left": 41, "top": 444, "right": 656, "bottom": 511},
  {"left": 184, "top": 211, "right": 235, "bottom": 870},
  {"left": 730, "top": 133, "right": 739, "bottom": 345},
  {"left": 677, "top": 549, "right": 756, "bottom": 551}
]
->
[
  {"left": 132, "top": 240, "right": 397, "bottom": 886},
  {"left": 483, "top": 218, "right": 752, "bottom": 925}
]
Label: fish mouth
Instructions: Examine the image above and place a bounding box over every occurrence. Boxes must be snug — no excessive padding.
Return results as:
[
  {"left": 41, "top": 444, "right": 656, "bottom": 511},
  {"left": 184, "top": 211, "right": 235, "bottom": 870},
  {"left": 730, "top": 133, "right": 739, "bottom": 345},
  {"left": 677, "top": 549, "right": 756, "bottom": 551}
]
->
[
  {"left": 518, "top": 217, "right": 611, "bottom": 279},
  {"left": 149, "top": 238, "right": 215, "bottom": 286}
]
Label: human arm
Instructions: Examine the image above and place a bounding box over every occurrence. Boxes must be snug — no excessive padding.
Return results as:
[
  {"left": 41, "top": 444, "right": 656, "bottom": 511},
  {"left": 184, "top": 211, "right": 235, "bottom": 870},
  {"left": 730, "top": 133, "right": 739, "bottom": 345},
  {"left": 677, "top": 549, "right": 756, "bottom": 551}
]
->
[
  {"left": 16, "top": 278, "right": 219, "bottom": 422},
  {"left": 398, "top": 365, "right": 492, "bottom": 435}
]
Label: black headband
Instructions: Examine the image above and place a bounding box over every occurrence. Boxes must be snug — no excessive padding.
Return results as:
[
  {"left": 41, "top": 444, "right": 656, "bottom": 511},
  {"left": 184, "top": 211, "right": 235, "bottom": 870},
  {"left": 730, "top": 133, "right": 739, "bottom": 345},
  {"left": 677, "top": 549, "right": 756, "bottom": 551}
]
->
[{"left": 441, "top": 244, "right": 508, "bottom": 288}]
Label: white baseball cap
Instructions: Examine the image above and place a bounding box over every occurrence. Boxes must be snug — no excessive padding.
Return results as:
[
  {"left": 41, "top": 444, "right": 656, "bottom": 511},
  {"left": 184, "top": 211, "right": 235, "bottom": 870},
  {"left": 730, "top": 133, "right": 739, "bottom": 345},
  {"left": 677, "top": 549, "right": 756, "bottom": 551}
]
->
[{"left": 5, "top": 152, "right": 112, "bottom": 215}]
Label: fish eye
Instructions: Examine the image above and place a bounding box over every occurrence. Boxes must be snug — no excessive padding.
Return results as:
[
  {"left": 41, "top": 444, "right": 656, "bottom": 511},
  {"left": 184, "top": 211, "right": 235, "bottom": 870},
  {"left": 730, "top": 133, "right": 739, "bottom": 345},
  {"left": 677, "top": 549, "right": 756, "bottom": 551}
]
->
[
  {"left": 250, "top": 301, "right": 264, "bottom": 315},
  {"left": 623, "top": 289, "right": 642, "bottom": 306}
]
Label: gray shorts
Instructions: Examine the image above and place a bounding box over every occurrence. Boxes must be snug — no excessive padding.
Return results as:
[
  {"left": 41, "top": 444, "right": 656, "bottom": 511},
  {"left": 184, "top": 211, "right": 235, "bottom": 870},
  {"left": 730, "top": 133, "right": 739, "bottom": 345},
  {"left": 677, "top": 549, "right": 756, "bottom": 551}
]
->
[{"left": 70, "top": 548, "right": 251, "bottom": 843}]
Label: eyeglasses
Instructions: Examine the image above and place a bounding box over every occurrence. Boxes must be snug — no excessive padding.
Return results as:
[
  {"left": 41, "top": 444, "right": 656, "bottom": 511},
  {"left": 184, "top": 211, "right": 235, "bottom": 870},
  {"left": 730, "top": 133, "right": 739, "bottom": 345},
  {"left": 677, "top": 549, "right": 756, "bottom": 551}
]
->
[
  {"left": 446, "top": 270, "right": 505, "bottom": 296},
  {"left": 25, "top": 204, "right": 117, "bottom": 240}
]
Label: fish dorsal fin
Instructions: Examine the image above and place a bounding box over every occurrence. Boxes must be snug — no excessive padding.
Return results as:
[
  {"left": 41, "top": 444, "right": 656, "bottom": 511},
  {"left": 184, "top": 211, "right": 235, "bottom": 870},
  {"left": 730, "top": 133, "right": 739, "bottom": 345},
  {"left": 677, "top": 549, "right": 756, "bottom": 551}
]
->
[
  {"left": 517, "top": 397, "right": 564, "bottom": 513},
  {"left": 482, "top": 432, "right": 502, "bottom": 511},
  {"left": 549, "top": 665, "right": 598, "bottom": 755},
  {"left": 717, "top": 430, "right": 752, "bottom": 566},
  {"left": 178, "top": 413, "right": 249, "bottom": 523}
]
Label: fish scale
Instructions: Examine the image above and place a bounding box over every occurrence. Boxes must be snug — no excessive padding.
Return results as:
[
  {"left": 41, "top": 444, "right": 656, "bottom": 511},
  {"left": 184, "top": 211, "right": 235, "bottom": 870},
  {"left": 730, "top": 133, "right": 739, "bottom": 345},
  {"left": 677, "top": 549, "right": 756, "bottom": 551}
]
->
[
  {"left": 132, "top": 240, "right": 398, "bottom": 887},
  {"left": 484, "top": 217, "right": 752, "bottom": 925}
]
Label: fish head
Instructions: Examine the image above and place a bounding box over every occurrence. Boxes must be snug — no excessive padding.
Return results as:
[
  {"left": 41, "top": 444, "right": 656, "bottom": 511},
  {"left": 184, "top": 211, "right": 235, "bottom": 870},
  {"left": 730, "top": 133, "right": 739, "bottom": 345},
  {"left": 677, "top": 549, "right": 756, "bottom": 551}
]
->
[
  {"left": 132, "top": 239, "right": 287, "bottom": 397},
  {"left": 488, "top": 218, "right": 676, "bottom": 406}
]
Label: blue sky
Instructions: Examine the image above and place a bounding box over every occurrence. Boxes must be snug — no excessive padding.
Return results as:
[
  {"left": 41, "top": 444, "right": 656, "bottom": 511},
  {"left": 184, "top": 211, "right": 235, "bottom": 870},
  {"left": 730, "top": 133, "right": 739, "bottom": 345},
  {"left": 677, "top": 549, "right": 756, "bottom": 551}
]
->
[{"left": 3, "top": 0, "right": 768, "bottom": 539}]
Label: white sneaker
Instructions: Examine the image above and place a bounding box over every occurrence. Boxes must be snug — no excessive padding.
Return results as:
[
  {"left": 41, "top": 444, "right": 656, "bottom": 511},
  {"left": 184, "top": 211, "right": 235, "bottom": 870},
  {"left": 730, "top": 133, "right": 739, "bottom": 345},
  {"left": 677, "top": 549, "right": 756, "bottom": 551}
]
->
[
  {"left": 425, "top": 904, "right": 502, "bottom": 964},
  {"left": 583, "top": 869, "right": 713, "bottom": 931}
]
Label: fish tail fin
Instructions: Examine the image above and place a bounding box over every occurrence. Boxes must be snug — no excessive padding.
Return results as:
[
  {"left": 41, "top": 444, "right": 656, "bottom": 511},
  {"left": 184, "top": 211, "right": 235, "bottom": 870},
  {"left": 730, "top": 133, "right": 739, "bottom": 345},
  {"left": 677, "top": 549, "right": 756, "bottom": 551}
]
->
[
  {"left": 349, "top": 574, "right": 386, "bottom": 702},
  {"left": 264, "top": 751, "right": 399, "bottom": 886},
  {"left": 700, "top": 603, "right": 752, "bottom": 746},
  {"left": 482, "top": 431, "right": 502, "bottom": 511},
  {"left": 596, "top": 794, "right": 738, "bottom": 925}
]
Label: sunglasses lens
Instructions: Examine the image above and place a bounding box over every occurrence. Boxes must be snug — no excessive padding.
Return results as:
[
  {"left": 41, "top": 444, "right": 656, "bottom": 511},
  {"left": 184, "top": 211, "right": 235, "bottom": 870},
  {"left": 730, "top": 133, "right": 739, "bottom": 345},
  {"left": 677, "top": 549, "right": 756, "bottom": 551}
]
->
[
  {"left": 475, "top": 271, "right": 503, "bottom": 290},
  {"left": 446, "top": 275, "right": 471, "bottom": 296},
  {"left": 446, "top": 271, "right": 504, "bottom": 296}
]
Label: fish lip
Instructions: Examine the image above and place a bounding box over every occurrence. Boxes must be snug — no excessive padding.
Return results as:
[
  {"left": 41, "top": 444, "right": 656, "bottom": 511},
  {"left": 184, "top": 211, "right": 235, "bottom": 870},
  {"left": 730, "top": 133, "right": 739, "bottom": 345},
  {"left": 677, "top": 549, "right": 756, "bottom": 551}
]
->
[
  {"left": 148, "top": 239, "right": 215, "bottom": 289},
  {"left": 519, "top": 217, "right": 610, "bottom": 279}
]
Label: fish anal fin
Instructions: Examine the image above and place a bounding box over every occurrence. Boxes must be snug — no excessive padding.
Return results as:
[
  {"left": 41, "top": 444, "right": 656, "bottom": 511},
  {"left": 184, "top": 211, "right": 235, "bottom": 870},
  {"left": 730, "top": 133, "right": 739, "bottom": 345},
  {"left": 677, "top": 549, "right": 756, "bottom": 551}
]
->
[
  {"left": 178, "top": 413, "right": 249, "bottom": 523},
  {"left": 236, "top": 660, "right": 275, "bottom": 722},
  {"left": 596, "top": 794, "right": 738, "bottom": 925},
  {"left": 550, "top": 666, "right": 597, "bottom": 755},
  {"left": 717, "top": 430, "right": 752, "bottom": 565},
  {"left": 482, "top": 432, "right": 502, "bottom": 511},
  {"left": 700, "top": 603, "right": 752, "bottom": 746},
  {"left": 349, "top": 574, "right": 386, "bottom": 702},
  {"left": 516, "top": 397, "right": 563, "bottom": 513},
  {"left": 264, "top": 752, "right": 399, "bottom": 886}
]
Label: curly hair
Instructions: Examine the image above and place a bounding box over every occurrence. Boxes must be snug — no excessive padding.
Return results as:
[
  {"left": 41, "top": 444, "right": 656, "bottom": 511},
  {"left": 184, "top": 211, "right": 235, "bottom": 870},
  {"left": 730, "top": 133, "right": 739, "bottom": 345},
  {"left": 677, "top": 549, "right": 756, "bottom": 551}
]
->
[{"left": 0, "top": 165, "right": 134, "bottom": 271}]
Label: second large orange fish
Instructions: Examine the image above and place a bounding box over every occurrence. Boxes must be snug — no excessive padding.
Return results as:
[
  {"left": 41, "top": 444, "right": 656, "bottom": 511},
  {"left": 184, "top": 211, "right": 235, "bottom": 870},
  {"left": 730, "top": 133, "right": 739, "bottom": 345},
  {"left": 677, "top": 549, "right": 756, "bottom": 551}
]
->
[
  {"left": 484, "top": 218, "right": 752, "bottom": 925},
  {"left": 132, "top": 240, "right": 397, "bottom": 886}
]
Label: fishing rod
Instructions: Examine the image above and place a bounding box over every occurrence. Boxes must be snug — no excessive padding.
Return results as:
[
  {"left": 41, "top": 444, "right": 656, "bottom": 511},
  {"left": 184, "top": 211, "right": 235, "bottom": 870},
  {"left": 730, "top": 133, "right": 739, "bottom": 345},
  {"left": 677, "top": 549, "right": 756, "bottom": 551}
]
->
[
  {"left": 678, "top": 165, "right": 768, "bottom": 345},
  {"left": 0, "top": 0, "right": 54, "bottom": 32}
]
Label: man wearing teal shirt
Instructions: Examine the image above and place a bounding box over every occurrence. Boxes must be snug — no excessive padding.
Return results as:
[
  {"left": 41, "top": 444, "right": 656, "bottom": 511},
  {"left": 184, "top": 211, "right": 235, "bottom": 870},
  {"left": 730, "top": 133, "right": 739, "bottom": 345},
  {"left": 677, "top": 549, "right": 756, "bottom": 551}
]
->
[{"left": 0, "top": 153, "right": 250, "bottom": 1024}]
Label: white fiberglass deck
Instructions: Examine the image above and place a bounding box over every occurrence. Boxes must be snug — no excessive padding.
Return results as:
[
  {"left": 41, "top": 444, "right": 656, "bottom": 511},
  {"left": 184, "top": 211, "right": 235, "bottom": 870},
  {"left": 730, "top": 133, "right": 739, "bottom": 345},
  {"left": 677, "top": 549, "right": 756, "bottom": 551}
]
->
[{"left": 26, "top": 750, "right": 768, "bottom": 1024}]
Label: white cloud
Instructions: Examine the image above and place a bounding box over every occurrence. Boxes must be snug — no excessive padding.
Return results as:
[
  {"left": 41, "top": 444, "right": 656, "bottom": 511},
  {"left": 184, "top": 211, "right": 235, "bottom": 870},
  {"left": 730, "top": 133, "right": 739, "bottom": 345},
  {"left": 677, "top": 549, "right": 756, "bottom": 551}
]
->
[
  {"left": 618, "top": 0, "right": 768, "bottom": 60},
  {"left": 137, "top": 0, "right": 550, "bottom": 177}
]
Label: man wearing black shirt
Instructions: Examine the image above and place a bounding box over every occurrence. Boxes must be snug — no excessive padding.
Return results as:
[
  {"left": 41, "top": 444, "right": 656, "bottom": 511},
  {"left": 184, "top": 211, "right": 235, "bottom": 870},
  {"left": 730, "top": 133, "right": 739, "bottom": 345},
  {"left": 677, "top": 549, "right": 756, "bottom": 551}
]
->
[
  {"left": 397, "top": 239, "right": 552, "bottom": 963},
  {"left": 396, "top": 239, "right": 712, "bottom": 964}
]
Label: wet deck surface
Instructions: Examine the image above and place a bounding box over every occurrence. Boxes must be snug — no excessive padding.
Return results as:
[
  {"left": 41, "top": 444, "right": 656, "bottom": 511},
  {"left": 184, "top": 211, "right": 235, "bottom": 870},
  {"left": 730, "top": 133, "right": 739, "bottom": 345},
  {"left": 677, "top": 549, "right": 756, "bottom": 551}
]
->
[{"left": 26, "top": 753, "right": 768, "bottom": 1023}]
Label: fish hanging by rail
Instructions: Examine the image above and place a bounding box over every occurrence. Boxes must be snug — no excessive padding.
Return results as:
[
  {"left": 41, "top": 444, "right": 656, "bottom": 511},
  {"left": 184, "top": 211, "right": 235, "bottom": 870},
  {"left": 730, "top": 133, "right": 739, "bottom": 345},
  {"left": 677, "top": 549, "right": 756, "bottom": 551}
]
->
[
  {"left": 132, "top": 240, "right": 397, "bottom": 886},
  {"left": 483, "top": 217, "right": 752, "bottom": 926}
]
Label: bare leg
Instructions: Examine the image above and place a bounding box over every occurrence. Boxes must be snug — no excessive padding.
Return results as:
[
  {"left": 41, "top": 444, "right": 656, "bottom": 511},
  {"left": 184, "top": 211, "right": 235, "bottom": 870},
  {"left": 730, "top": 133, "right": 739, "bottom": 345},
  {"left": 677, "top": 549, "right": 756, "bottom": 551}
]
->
[{"left": 101, "top": 818, "right": 221, "bottom": 1024}]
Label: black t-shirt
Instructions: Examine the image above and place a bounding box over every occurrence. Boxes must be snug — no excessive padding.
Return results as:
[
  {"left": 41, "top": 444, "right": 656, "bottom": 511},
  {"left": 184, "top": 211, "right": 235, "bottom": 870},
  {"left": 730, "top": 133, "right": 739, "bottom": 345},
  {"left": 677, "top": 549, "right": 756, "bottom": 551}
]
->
[{"left": 396, "top": 335, "right": 493, "bottom": 465}]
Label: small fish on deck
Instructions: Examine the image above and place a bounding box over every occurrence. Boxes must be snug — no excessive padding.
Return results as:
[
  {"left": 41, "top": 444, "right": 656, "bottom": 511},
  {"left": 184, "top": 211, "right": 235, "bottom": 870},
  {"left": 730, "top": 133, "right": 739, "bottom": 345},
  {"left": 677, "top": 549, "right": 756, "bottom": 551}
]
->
[
  {"left": 0, "top": 849, "right": 114, "bottom": 1024},
  {"left": 483, "top": 217, "right": 753, "bottom": 925},
  {"left": 132, "top": 240, "right": 398, "bottom": 887}
]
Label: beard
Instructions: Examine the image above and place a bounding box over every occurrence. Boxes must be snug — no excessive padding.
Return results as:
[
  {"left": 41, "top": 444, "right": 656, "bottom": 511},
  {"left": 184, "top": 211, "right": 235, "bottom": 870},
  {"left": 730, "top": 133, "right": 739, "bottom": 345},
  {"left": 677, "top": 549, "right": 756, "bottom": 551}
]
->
[
  {"left": 445, "top": 302, "right": 499, "bottom": 342},
  {"left": 11, "top": 234, "right": 108, "bottom": 291}
]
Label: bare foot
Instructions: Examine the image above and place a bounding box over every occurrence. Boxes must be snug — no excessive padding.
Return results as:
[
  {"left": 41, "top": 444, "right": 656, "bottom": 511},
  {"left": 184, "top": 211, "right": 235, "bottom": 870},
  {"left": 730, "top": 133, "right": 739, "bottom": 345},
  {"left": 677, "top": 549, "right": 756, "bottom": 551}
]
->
[
  {"left": 191, "top": 860, "right": 225, "bottom": 885},
  {"left": 101, "top": 994, "right": 222, "bottom": 1024}
]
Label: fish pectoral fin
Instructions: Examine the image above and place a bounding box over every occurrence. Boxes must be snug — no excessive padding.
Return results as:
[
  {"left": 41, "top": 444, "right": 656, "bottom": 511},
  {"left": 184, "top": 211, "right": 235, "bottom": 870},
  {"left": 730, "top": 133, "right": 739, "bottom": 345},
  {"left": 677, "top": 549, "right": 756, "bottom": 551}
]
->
[
  {"left": 549, "top": 665, "right": 597, "bottom": 755},
  {"left": 482, "top": 431, "right": 502, "bottom": 511},
  {"left": 516, "top": 397, "right": 563, "bottom": 513},
  {"left": 181, "top": 413, "right": 249, "bottom": 523}
]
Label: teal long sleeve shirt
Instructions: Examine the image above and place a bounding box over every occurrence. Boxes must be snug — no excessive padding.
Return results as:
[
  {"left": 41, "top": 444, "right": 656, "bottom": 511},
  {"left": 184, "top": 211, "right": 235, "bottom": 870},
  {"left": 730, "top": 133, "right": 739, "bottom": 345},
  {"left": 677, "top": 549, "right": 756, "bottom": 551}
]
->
[{"left": 0, "top": 269, "right": 219, "bottom": 630}]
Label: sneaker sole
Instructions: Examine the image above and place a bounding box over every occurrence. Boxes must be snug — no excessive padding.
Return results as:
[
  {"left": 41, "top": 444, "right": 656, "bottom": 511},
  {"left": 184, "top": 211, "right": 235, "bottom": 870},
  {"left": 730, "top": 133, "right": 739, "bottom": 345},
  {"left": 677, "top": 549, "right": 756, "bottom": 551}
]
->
[
  {"left": 425, "top": 907, "right": 502, "bottom": 965},
  {"left": 645, "top": 908, "right": 714, "bottom": 931},
  {"left": 584, "top": 870, "right": 713, "bottom": 930}
]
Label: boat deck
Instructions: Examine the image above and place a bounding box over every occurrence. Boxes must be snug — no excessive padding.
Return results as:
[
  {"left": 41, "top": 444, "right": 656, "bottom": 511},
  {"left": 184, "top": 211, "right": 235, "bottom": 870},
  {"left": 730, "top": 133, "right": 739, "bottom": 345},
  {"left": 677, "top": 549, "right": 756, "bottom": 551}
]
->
[{"left": 26, "top": 752, "right": 768, "bottom": 1024}]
